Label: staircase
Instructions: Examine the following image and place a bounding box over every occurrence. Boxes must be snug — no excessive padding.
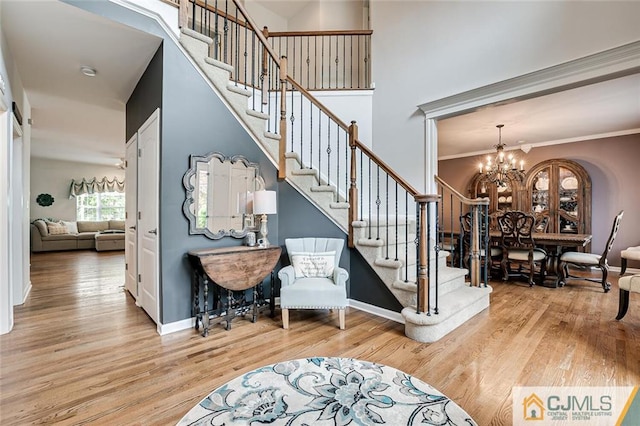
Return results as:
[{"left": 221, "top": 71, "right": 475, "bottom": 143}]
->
[{"left": 177, "top": 14, "right": 491, "bottom": 343}]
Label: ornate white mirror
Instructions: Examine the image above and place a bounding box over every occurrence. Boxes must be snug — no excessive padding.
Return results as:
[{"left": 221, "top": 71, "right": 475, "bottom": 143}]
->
[{"left": 182, "top": 152, "right": 261, "bottom": 239}]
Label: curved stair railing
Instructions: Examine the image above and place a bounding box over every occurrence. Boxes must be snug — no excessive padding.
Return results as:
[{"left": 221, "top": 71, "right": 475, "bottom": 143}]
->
[{"left": 179, "top": 0, "right": 443, "bottom": 315}]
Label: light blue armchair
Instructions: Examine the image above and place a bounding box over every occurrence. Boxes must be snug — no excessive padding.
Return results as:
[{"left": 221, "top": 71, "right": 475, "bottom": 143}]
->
[{"left": 278, "top": 238, "right": 349, "bottom": 329}]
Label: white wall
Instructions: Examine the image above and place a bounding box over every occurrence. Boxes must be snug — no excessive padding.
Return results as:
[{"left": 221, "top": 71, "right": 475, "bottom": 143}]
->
[
  {"left": 288, "top": 1, "right": 365, "bottom": 31},
  {"left": 245, "top": 0, "right": 288, "bottom": 32},
  {"left": 370, "top": 1, "right": 640, "bottom": 191},
  {"left": 246, "top": 0, "right": 366, "bottom": 32},
  {"left": 30, "top": 157, "right": 125, "bottom": 222}
]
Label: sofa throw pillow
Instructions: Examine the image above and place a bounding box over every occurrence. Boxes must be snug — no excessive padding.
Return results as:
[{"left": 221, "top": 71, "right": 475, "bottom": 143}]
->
[
  {"left": 61, "top": 221, "right": 78, "bottom": 234},
  {"left": 290, "top": 251, "right": 336, "bottom": 278},
  {"left": 47, "top": 221, "right": 68, "bottom": 235}
]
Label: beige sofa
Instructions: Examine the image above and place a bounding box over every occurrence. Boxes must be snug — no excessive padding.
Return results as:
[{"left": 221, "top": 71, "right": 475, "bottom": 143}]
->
[{"left": 30, "top": 219, "right": 125, "bottom": 252}]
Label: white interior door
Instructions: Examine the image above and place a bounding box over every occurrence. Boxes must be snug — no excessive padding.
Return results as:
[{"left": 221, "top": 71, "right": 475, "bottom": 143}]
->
[
  {"left": 137, "top": 109, "right": 160, "bottom": 324},
  {"left": 124, "top": 134, "right": 138, "bottom": 299}
]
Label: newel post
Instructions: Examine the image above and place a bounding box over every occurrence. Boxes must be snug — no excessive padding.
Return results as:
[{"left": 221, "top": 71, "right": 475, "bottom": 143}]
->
[
  {"left": 348, "top": 121, "right": 359, "bottom": 248},
  {"left": 179, "top": 0, "right": 189, "bottom": 29},
  {"left": 416, "top": 195, "right": 429, "bottom": 314},
  {"left": 278, "top": 56, "right": 288, "bottom": 180},
  {"left": 470, "top": 206, "right": 481, "bottom": 287}
]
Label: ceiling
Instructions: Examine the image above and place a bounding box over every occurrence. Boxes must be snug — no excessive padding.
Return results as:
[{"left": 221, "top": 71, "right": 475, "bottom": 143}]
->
[
  {"left": 1, "top": 0, "right": 161, "bottom": 166},
  {"left": 437, "top": 73, "right": 640, "bottom": 159},
  {"left": 2, "top": 1, "right": 639, "bottom": 167}
]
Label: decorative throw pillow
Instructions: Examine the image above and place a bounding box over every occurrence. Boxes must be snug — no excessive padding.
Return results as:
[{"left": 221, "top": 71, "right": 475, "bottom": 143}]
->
[
  {"left": 47, "top": 222, "right": 68, "bottom": 235},
  {"left": 290, "top": 251, "right": 336, "bottom": 278},
  {"left": 61, "top": 221, "right": 78, "bottom": 234}
]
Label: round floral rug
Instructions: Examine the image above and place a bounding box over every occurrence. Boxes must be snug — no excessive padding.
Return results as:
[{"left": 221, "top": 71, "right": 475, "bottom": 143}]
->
[{"left": 177, "top": 357, "right": 477, "bottom": 425}]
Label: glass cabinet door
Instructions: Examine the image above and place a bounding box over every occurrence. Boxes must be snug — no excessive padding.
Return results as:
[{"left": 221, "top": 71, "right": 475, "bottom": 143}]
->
[
  {"left": 558, "top": 166, "right": 579, "bottom": 233},
  {"left": 530, "top": 167, "right": 550, "bottom": 216},
  {"left": 496, "top": 180, "right": 515, "bottom": 212}
]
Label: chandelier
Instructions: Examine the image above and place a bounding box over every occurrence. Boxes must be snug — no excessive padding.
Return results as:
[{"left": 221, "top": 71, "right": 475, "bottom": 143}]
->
[{"left": 478, "top": 124, "right": 525, "bottom": 186}]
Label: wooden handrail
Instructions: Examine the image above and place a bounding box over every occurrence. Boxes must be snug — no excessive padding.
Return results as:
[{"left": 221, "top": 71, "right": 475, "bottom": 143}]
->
[
  {"left": 285, "top": 77, "right": 350, "bottom": 130},
  {"left": 186, "top": 0, "right": 282, "bottom": 64},
  {"left": 434, "top": 175, "right": 488, "bottom": 206},
  {"left": 268, "top": 30, "right": 373, "bottom": 37},
  {"left": 161, "top": 0, "right": 180, "bottom": 8},
  {"left": 191, "top": 0, "right": 248, "bottom": 27},
  {"left": 287, "top": 76, "right": 422, "bottom": 198}
]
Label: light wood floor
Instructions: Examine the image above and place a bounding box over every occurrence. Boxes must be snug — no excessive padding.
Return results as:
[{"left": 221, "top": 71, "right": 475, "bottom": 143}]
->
[{"left": 1, "top": 251, "right": 639, "bottom": 425}]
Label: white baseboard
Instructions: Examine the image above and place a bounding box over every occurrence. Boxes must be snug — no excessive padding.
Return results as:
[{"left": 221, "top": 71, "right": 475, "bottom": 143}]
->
[
  {"left": 348, "top": 299, "right": 405, "bottom": 324},
  {"left": 157, "top": 317, "right": 195, "bottom": 335},
  {"left": 610, "top": 266, "right": 640, "bottom": 274},
  {"left": 156, "top": 298, "right": 404, "bottom": 335}
]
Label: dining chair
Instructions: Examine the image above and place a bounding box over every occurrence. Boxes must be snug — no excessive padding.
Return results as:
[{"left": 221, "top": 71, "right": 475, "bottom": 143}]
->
[
  {"left": 559, "top": 210, "right": 624, "bottom": 292},
  {"left": 277, "top": 237, "right": 349, "bottom": 329},
  {"left": 616, "top": 273, "right": 640, "bottom": 321},
  {"left": 497, "top": 211, "right": 547, "bottom": 287},
  {"left": 620, "top": 245, "right": 640, "bottom": 275},
  {"left": 533, "top": 213, "right": 550, "bottom": 233}
]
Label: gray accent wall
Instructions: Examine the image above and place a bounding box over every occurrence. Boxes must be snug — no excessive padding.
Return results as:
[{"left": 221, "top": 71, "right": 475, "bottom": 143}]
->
[{"left": 126, "top": 45, "right": 163, "bottom": 141}]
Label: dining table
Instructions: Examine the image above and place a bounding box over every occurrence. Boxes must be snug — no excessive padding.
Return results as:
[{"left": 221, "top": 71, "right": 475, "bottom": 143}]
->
[{"left": 489, "top": 231, "right": 592, "bottom": 287}]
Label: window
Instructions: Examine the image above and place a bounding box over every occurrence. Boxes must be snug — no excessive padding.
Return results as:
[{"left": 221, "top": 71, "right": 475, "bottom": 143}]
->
[{"left": 76, "top": 192, "right": 125, "bottom": 221}]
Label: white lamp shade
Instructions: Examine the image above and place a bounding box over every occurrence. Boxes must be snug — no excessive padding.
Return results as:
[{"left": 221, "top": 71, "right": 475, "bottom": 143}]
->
[{"left": 253, "top": 190, "right": 277, "bottom": 215}]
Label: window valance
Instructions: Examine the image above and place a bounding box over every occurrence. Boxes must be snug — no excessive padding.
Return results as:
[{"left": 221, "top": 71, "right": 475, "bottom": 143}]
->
[{"left": 69, "top": 176, "right": 125, "bottom": 198}]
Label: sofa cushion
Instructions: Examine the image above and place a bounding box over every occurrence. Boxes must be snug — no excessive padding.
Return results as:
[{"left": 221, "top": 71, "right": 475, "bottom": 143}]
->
[
  {"left": 61, "top": 220, "right": 78, "bottom": 234},
  {"left": 33, "top": 220, "right": 48, "bottom": 237},
  {"left": 76, "top": 232, "right": 97, "bottom": 241},
  {"left": 108, "top": 220, "right": 125, "bottom": 231},
  {"left": 42, "top": 233, "right": 78, "bottom": 241},
  {"left": 95, "top": 232, "right": 125, "bottom": 241},
  {"left": 47, "top": 222, "right": 68, "bottom": 235},
  {"left": 77, "top": 221, "right": 109, "bottom": 233}
]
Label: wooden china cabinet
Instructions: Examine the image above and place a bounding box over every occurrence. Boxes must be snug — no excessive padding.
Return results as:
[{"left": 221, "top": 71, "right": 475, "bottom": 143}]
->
[
  {"left": 467, "top": 173, "right": 519, "bottom": 212},
  {"left": 467, "top": 158, "right": 592, "bottom": 246},
  {"left": 524, "top": 158, "right": 591, "bottom": 237}
]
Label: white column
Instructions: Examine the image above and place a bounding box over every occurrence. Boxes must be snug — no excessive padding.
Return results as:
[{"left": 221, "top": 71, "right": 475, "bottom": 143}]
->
[
  {"left": 423, "top": 116, "right": 439, "bottom": 287},
  {"left": 423, "top": 116, "right": 438, "bottom": 194}
]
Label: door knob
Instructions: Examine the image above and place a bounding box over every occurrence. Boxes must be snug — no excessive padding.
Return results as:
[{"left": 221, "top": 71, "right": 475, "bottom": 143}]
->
[
  {"left": 129, "top": 225, "right": 136, "bottom": 230},
  {"left": 148, "top": 228, "right": 158, "bottom": 235}
]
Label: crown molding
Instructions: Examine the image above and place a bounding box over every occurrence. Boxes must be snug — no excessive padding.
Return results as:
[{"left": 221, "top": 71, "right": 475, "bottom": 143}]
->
[
  {"left": 439, "top": 128, "right": 640, "bottom": 161},
  {"left": 418, "top": 41, "right": 640, "bottom": 120}
]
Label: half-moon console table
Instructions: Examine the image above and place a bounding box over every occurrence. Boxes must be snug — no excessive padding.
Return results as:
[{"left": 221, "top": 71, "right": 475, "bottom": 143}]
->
[{"left": 187, "top": 245, "right": 281, "bottom": 337}]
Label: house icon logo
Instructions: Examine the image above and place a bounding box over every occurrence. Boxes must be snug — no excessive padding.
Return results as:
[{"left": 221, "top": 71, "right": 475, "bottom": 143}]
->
[{"left": 523, "top": 393, "right": 545, "bottom": 420}]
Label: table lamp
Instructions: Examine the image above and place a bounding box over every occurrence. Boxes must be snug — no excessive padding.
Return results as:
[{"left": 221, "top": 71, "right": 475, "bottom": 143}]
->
[{"left": 253, "top": 190, "right": 277, "bottom": 247}]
